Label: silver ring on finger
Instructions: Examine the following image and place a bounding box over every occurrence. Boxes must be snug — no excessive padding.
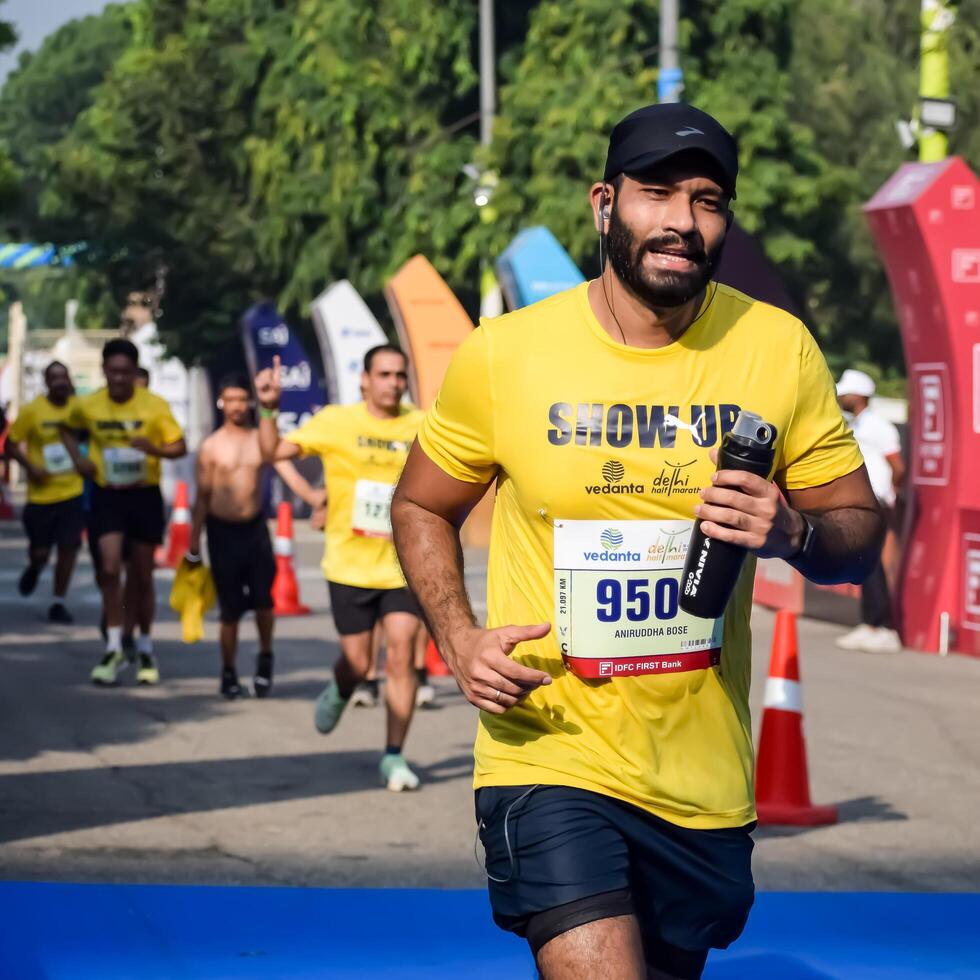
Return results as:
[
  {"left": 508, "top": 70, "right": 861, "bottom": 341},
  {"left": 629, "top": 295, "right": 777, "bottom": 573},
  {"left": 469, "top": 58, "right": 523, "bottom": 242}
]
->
[{"left": 494, "top": 689, "right": 502, "bottom": 703}]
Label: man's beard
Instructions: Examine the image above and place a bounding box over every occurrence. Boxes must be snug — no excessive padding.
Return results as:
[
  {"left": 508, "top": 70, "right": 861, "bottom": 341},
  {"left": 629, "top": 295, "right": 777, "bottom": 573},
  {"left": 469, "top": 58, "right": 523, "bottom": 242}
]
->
[{"left": 605, "top": 205, "right": 724, "bottom": 309}]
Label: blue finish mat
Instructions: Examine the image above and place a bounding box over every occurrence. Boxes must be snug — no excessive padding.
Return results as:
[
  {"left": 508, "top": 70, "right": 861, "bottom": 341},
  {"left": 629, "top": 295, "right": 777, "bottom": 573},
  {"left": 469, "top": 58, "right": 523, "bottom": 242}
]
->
[{"left": 0, "top": 884, "right": 977, "bottom": 979}]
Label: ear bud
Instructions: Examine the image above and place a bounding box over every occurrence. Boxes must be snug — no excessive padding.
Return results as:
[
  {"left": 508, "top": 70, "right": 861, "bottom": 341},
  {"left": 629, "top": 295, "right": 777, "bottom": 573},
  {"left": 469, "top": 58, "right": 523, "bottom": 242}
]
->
[{"left": 217, "top": 399, "right": 224, "bottom": 410}]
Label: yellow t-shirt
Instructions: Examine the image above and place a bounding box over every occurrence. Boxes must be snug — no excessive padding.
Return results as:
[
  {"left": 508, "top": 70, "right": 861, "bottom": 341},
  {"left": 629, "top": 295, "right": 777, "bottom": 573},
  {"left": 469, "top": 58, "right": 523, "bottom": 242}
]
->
[
  {"left": 67, "top": 387, "right": 183, "bottom": 489},
  {"left": 418, "top": 281, "right": 863, "bottom": 830},
  {"left": 7, "top": 395, "right": 84, "bottom": 504},
  {"left": 287, "top": 402, "right": 424, "bottom": 589}
]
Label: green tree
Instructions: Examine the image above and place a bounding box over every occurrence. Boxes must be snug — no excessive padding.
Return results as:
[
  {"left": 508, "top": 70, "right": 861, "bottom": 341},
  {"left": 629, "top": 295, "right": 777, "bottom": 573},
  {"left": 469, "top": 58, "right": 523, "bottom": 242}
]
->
[
  {"left": 0, "top": 0, "right": 18, "bottom": 210},
  {"left": 0, "top": 3, "right": 131, "bottom": 241}
]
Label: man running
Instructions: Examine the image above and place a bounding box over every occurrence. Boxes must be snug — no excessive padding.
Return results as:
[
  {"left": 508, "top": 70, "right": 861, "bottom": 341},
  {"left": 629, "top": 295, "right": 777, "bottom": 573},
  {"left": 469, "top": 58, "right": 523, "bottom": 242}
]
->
[
  {"left": 188, "top": 374, "right": 325, "bottom": 699},
  {"left": 391, "top": 103, "right": 883, "bottom": 979},
  {"left": 5, "top": 361, "right": 84, "bottom": 623},
  {"left": 61, "top": 338, "right": 186, "bottom": 686},
  {"left": 255, "top": 345, "right": 426, "bottom": 792}
]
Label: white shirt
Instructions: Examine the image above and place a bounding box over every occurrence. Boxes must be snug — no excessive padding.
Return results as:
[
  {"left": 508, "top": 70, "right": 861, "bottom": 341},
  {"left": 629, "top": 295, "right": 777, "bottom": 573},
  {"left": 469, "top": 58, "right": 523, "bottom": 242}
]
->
[{"left": 850, "top": 408, "right": 901, "bottom": 506}]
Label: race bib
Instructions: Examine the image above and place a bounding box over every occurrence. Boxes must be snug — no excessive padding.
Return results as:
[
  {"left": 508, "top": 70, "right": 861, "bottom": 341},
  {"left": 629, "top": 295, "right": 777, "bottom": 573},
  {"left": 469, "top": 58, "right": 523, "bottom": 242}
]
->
[
  {"left": 554, "top": 519, "right": 723, "bottom": 679},
  {"left": 103, "top": 446, "right": 146, "bottom": 487},
  {"left": 351, "top": 479, "right": 395, "bottom": 538},
  {"left": 42, "top": 441, "right": 74, "bottom": 475}
]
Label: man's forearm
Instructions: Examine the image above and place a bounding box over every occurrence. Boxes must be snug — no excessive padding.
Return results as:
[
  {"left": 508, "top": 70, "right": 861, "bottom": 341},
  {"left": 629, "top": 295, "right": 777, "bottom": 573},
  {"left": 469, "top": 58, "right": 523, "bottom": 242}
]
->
[
  {"left": 157, "top": 442, "right": 186, "bottom": 459},
  {"left": 5, "top": 441, "right": 29, "bottom": 469},
  {"left": 189, "top": 490, "right": 210, "bottom": 552},
  {"left": 391, "top": 499, "right": 478, "bottom": 651},
  {"left": 258, "top": 416, "right": 280, "bottom": 462},
  {"left": 789, "top": 505, "right": 885, "bottom": 585},
  {"left": 58, "top": 426, "right": 86, "bottom": 469}
]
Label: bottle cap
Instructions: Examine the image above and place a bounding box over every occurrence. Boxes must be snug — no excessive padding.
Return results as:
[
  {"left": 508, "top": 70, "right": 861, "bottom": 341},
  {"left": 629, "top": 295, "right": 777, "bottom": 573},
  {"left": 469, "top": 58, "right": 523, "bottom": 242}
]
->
[{"left": 732, "top": 411, "right": 775, "bottom": 447}]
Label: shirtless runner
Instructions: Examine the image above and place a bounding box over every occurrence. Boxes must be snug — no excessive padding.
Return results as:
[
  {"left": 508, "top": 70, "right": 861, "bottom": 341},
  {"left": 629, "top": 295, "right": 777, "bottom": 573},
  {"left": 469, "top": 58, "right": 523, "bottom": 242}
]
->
[{"left": 189, "top": 374, "right": 325, "bottom": 699}]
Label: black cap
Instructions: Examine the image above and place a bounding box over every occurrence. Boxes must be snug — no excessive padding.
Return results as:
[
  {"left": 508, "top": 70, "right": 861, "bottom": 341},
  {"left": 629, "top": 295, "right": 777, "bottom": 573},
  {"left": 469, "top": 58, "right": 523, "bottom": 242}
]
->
[{"left": 603, "top": 103, "right": 738, "bottom": 198}]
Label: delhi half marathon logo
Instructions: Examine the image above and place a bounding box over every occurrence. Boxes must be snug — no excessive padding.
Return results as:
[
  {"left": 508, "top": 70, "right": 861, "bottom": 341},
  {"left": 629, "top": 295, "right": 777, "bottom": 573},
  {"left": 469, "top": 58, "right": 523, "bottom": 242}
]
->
[
  {"left": 600, "top": 528, "right": 623, "bottom": 551},
  {"left": 602, "top": 460, "right": 625, "bottom": 483}
]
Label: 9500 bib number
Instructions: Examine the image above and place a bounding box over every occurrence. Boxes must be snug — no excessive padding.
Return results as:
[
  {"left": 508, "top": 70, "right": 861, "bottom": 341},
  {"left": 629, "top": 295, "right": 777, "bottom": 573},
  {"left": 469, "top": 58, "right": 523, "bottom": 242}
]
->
[{"left": 554, "top": 519, "right": 722, "bottom": 679}]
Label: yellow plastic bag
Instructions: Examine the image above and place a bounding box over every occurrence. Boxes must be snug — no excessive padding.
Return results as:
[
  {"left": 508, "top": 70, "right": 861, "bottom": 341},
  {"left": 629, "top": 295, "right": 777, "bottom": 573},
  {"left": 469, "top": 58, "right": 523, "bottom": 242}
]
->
[{"left": 169, "top": 558, "right": 217, "bottom": 644}]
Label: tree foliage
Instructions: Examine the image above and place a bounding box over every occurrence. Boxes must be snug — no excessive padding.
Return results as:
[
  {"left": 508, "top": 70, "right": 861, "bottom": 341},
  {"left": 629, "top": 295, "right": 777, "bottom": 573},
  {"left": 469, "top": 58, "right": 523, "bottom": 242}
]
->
[{"left": 1, "top": 0, "right": 978, "bottom": 374}]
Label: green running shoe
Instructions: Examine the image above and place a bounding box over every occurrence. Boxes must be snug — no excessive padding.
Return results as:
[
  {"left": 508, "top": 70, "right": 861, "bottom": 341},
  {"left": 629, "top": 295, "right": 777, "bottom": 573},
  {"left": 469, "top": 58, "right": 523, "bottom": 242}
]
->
[
  {"left": 91, "top": 650, "right": 128, "bottom": 686},
  {"left": 313, "top": 680, "right": 349, "bottom": 734},
  {"left": 136, "top": 653, "right": 160, "bottom": 685},
  {"left": 379, "top": 754, "right": 420, "bottom": 792}
]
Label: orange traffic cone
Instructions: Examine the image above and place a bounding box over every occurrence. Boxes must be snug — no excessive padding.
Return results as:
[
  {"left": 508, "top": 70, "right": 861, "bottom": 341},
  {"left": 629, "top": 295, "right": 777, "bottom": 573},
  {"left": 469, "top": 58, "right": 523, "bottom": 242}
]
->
[
  {"left": 162, "top": 481, "right": 191, "bottom": 567},
  {"left": 425, "top": 637, "right": 451, "bottom": 677},
  {"left": 755, "top": 610, "right": 837, "bottom": 826},
  {"left": 272, "top": 502, "right": 310, "bottom": 616}
]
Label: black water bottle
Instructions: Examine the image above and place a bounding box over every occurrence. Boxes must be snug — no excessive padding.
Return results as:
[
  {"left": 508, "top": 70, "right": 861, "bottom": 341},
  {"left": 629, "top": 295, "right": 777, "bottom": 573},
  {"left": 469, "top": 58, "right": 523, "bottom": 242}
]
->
[{"left": 679, "top": 411, "right": 777, "bottom": 619}]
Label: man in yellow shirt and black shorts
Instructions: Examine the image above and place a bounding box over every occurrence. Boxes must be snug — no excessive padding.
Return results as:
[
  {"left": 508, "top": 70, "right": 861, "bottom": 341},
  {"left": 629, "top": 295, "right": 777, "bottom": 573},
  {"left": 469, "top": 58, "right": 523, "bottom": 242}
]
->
[
  {"left": 5, "top": 361, "right": 84, "bottom": 623},
  {"left": 61, "top": 339, "right": 186, "bottom": 687},
  {"left": 391, "top": 104, "right": 884, "bottom": 979},
  {"left": 256, "top": 345, "right": 426, "bottom": 792}
]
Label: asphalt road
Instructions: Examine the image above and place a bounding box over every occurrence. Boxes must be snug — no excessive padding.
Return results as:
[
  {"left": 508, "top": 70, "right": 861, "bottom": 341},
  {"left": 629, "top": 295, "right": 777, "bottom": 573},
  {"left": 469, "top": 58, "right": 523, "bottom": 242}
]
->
[{"left": 1, "top": 519, "right": 979, "bottom": 892}]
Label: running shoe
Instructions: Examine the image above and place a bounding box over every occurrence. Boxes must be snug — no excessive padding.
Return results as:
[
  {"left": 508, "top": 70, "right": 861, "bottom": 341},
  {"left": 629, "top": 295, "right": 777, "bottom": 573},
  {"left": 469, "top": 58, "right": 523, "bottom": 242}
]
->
[
  {"left": 379, "top": 754, "right": 421, "bottom": 792},
  {"left": 859, "top": 628, "right": 902, "bottom": 654},
  {"left": 220, "top": 667, "right": 244, "bottom": 699},
  {"left": 350, "top": 679, "right": 378, "bottom": 708},
  {"left": 48, "top": 602, "right": 74, "bottom": 624},
  {"left": 18, "top": 565, "right": 40, "bottom": 597},
  {"left": 415, "top": 683, "right": 437, "bottom": 708},
  {"left": 136, "top": 653, "right": 160, "bottom": 685},
  {"left": 253, "top": 653, "right": 274, "bottom": 699},
  {"left": 835, "top": 624, "right": 875, "bottom": 650},
  {"left": 91, "top": 649, "right": 128, "bottom": 686},
  {"left": 314, "top": 680, "right": 349, "bottom": 734}
]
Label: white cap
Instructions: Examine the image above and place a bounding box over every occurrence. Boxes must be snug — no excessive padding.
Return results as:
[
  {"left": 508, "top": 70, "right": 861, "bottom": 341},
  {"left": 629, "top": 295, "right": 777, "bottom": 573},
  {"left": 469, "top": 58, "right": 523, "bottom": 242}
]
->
[{"left": 837, "top": 369, "right": 875, "bottom": 398}]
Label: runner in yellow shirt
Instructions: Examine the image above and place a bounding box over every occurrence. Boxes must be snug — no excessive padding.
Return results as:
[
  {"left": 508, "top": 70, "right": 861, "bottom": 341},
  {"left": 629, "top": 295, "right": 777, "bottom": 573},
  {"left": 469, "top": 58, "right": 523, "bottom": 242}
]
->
[
  {"left": 391, "top": 104, "right": 884, "bottom": 979},
  {"left": 255, "top": 345, "right": 426, "bottom": 791},
  {"left": 60, "top": 339, "right": 186, "bottom": 686},
  {"left": 5, "top": 361, "right": 84, "bottom": 623}
]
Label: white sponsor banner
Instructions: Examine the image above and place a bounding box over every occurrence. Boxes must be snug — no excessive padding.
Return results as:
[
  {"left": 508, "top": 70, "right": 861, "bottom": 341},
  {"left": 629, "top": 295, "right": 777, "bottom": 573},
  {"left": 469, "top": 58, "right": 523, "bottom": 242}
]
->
[{"left": 312, "top": 280, "right": 388, "bottom": 405}]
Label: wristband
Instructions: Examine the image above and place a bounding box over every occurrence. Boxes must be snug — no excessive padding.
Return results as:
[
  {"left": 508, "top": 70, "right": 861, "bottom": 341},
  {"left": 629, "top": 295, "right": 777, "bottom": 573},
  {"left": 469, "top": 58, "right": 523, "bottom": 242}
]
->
[
  {"left": 789, "top": 514, "right": 816, "bottom": 561},
  {"left": 259, "top": 407, "right": 279, "bottom": 420}
]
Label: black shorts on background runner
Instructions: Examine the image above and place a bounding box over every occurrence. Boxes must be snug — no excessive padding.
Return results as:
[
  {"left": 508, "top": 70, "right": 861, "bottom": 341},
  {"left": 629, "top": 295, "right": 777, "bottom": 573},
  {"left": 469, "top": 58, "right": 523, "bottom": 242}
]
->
[
  {"left": 23, "top": 496, "right": 85, "bottom": 551},
  {"left": 206, "top": 513, "right": 275, "bottom": 623},
  {"left": 476, "top": 785, "right": 755, "bottom": 977},
  {"left": 327, "top": 581, "right": 421, "bottom": 635},
  {"left": 89, "top": 485, "right": 166, "bottom": 546}
]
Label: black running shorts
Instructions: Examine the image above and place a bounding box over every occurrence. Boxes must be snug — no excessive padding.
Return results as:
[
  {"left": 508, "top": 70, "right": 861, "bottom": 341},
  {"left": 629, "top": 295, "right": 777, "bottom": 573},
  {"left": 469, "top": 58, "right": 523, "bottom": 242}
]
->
[
  {"left": 88, "top": 485, "right": 165, "bottom": 546},
  {"left": 23, "top": 496, "right": 85, "bottom": 551},
  {"left": 206, "top": 513, "right": 275, "bottom": 623},
  {"left": 326, "top": 580, "right": 421, "bottom": 636},
  {"left": 476, "top": 785, "right": 755, "bottom": 977}
]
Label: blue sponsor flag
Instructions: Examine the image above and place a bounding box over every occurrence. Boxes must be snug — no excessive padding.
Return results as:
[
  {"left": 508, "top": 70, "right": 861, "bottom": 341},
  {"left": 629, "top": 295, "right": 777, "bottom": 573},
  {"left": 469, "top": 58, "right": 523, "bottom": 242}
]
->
[
  {"left": 496, "top": 226, "right": 585, "bottom": 310},
  {"left": 240, "top": 302, "right": 327, "bottom": 432}
]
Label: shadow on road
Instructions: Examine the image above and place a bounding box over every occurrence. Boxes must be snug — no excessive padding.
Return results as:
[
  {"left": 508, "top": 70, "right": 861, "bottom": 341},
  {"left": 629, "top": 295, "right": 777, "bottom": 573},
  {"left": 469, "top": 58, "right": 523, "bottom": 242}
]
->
[
  {"left": 0, "top": 752, "right": 474, "bottom": 844},
  {"left": 755, "top": 795, "right": 907, "bottom": 840}
]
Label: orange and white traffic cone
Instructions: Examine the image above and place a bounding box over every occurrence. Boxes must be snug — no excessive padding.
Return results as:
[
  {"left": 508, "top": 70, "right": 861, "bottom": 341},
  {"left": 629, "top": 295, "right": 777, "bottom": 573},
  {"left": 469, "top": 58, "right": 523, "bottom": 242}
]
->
[
  {"left": 161, "top": 481, "right": 191, "bottom": 567},
  {"left": 424, "top": 637, "right": 451, "bottom": 677},
  {"left": 755, "top": 610, "right": 837, "bottom": 826},
  {"left": 272, "top": 501, "right": 310, "bottom": 616}
]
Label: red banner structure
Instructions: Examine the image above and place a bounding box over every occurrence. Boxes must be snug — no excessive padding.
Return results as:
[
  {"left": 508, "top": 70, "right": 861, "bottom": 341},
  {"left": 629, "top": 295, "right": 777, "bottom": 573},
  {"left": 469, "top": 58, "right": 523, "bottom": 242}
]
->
[{"left": 864, "top": 157, "right": 980, "bottom": 656}]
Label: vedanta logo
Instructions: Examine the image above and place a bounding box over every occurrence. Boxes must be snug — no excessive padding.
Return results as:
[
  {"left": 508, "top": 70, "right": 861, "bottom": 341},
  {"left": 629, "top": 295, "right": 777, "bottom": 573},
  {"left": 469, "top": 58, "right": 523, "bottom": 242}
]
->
[
  {"left": 600, "top": 528, "right": 623, "bottom": 550},
  {"left": 602, "top": 460, "right": 625, "bottom": 483}
]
